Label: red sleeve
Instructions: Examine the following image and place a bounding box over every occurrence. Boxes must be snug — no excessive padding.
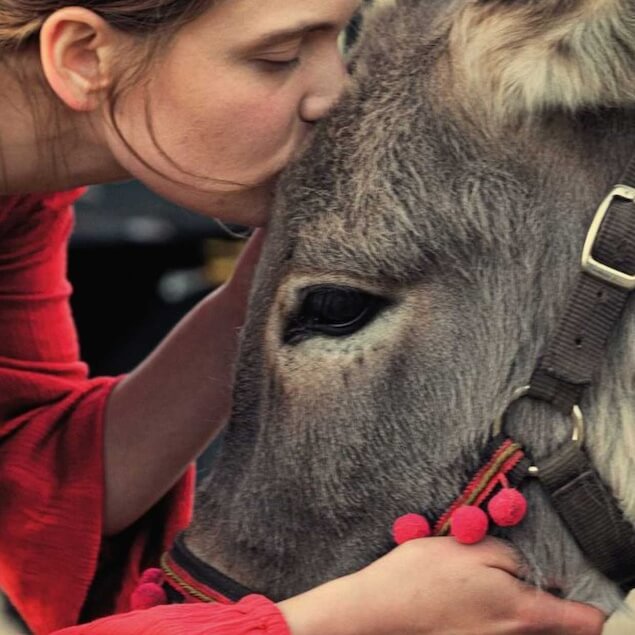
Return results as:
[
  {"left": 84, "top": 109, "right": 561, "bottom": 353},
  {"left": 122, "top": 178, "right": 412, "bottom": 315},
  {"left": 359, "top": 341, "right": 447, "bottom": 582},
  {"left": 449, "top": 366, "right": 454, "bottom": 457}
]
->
[
  {"left": 0, "top": 192, "right": 193, "bottom": 635},
  {"left": 51, "top": 596, "right": 291, "bottom": 635}
]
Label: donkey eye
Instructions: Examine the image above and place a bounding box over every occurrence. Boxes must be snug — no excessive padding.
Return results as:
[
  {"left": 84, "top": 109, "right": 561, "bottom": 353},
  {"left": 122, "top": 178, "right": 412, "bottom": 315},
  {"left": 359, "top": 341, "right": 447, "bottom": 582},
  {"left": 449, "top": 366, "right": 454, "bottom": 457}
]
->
[{"left": 284, "top": 286, "right": 388, "bottom": 344}]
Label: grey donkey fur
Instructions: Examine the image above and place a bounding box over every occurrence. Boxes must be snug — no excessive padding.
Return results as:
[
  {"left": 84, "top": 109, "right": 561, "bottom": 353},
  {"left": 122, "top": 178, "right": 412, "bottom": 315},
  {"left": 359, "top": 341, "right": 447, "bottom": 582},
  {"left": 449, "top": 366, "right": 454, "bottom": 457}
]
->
[{"left": 187, "top": 0, "right": 635, "bottom": 615}]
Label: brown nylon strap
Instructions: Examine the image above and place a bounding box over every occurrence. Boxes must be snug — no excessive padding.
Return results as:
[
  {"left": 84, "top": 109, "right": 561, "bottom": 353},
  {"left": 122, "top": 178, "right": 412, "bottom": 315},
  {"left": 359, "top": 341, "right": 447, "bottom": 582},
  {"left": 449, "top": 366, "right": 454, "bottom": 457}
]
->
[
  {"left": 537, "top": 444, "right": 635, "bottom": 591},
  {"left": 525, "top": 160, "right": 635, "bottom": 590},
  {"left": 623, "top": 154, "right": 635, "bottom": 186},
  {"left": 529, "top": 198, "right": 635, "bottom": 414}
]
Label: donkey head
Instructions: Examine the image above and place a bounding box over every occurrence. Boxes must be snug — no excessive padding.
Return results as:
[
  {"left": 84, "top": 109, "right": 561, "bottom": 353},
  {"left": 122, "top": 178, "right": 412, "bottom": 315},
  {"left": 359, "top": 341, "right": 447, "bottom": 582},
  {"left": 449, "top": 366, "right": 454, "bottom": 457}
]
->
[{"left": 189, "top": 0, "right": 635, "bottom": 613}]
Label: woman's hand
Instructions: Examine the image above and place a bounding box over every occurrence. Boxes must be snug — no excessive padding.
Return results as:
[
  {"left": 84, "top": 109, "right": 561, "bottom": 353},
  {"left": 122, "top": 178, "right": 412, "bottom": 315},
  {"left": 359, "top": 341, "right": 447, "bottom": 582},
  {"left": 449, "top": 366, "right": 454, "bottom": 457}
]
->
[
  {"left": 279, "top": 537, "right": 606, "bottom": 635},
  {"left": 47, "top": 537, "right": 604, "bottom": 635}
]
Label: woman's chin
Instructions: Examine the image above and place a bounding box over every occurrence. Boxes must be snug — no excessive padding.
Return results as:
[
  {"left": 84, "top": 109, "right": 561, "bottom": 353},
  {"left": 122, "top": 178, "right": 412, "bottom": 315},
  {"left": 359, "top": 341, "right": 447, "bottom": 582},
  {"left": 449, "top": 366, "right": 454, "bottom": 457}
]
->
[
  {"left": 170, "top": 182, "right": 276, "bottom": 227},
  {"left": 207, "top": 184, "right": 274, "bottom": 226}
]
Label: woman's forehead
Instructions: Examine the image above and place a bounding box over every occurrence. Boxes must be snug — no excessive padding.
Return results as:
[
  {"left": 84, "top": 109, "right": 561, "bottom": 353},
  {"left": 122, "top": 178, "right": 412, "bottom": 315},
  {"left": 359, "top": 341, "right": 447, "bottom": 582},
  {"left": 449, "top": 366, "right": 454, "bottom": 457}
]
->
[{"left": 201, "top": 0, "right": 362, "bottom": 46}]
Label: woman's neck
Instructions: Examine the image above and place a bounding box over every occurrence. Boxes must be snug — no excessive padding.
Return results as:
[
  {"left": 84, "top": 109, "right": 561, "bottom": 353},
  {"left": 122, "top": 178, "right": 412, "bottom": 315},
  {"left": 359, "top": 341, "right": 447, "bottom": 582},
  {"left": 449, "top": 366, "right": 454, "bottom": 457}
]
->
[{"left": 0, "top": 52, "right": 128, "bottom": 195}]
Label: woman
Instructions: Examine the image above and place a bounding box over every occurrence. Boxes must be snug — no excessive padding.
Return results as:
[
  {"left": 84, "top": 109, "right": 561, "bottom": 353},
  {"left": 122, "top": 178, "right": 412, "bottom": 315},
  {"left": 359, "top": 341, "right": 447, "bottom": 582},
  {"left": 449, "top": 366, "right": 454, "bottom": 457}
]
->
[{"left": 0, "top": 1, "right": 605, "bottom": 634}]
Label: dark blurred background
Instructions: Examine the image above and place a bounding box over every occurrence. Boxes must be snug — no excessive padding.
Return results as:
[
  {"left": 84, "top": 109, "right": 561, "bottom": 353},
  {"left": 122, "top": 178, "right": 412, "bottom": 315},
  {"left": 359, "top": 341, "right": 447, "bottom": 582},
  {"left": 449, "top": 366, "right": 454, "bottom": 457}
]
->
[{"left": 70, "top": 182, "right": 246, "bottom": 377}]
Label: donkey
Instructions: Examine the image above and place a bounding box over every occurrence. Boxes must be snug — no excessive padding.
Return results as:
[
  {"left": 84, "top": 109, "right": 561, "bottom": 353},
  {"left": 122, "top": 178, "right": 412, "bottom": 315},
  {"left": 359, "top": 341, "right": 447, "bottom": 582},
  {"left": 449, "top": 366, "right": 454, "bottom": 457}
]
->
[{"left": 185, "top": 0, "right": 635, "bottom": 615}]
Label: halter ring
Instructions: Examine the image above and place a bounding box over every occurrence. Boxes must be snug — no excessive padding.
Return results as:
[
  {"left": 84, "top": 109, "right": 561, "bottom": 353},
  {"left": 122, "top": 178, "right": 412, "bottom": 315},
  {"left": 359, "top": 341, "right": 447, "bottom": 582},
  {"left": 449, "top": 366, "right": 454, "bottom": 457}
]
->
[{"left": 492, "top": 385, "right": 585, "bottom": 477}]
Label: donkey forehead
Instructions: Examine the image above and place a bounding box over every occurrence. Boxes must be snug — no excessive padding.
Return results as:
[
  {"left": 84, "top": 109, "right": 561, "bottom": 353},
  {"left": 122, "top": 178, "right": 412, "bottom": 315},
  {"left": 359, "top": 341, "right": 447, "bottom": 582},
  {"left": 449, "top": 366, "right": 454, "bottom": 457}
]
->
[
  {"left": 270, "top": 21, "right": 464, "bottom": 281},
  {"left": 271, "top": 0, "right": 634, "bottom": 283},
  {"left": 274, "top": 89, "right": 529, "bottom": 284}
]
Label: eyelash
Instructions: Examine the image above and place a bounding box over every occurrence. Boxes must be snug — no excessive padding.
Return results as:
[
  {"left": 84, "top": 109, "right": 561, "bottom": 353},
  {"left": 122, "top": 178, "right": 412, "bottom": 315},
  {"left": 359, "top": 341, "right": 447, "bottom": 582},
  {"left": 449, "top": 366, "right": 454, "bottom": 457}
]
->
[{"left": 256, "top": 57, "right": 301, "bottom": 72}]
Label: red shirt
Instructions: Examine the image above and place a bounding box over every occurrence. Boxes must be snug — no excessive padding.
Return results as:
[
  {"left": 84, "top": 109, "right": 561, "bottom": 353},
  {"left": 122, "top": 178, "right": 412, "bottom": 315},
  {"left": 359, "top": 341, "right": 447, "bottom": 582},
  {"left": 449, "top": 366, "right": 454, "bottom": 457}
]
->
[{"left": 0, "top": 192, "right": 290, "bottom": 635}]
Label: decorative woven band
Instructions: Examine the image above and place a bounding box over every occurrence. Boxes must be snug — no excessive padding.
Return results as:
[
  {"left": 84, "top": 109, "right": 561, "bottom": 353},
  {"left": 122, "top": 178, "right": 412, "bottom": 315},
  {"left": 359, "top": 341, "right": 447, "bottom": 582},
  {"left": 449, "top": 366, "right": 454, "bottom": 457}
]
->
[
  {"left": 160, "top": 535, "right": 254, "bottom": 605},
  {"left": 434, "top": 438, "right": 526, "bottom": 536}
]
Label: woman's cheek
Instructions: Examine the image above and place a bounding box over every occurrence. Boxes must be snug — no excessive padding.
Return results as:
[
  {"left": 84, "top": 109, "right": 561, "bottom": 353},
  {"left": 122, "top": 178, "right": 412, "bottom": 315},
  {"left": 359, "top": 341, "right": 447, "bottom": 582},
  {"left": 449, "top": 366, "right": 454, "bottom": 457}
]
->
[{"left": 233, "top": 99, "right": 298, "bottom": 163}]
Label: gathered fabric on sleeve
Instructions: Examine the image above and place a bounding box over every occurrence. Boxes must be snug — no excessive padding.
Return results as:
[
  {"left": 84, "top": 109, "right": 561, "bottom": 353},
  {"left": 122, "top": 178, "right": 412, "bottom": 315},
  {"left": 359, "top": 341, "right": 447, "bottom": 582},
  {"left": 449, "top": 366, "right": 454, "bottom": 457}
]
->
[
  {"left": 0, "top": 191, "right": 194, "bottom": 635},
  {"left": 51, "top": 596, "right": 292, "bottom": 635}
]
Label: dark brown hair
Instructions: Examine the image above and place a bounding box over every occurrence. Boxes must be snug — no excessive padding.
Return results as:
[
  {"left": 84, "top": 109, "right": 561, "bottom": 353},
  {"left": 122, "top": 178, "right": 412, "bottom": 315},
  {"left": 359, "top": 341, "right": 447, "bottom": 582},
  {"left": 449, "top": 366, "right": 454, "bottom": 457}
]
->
[{"left": 0, "top": 1, "right": 216, "bottom": 52}]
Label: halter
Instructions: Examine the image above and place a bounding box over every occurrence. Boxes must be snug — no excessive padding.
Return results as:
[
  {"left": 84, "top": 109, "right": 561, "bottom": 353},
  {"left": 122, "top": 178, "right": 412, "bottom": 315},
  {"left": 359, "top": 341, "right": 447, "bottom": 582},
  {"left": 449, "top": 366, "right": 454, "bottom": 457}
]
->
[
  {"left": 134, "top": 154, "right": 635, "bottom": 609},
  {"left": 426, "top": 163, "right": 635, "bottom": 591},
  {"left": 497, "top": 170, "right": 635, "bottom": 591},
  {"left": 131, "top": 535, "right": 254, "bottom": 609},
  {"left": 160, "top": 535, "right": 252, "bottom": 604}
]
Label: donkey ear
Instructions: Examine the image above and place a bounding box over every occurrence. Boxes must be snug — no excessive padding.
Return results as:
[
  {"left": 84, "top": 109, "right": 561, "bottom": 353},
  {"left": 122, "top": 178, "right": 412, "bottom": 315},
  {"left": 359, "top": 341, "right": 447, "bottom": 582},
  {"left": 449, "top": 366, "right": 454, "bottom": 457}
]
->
[{"left": 450, "top": 0, "right": 635, "bottom": 117}]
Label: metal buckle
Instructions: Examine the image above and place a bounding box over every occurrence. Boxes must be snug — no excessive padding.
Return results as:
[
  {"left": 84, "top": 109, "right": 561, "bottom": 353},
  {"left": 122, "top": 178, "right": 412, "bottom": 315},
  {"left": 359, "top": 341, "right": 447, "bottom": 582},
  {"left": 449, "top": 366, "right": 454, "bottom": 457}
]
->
[
  {"left": 581, "top": 185, "right": 635, "bottom": 290},
  {"left": 492, "top": 386, "right": 585, "bottom": 477}
]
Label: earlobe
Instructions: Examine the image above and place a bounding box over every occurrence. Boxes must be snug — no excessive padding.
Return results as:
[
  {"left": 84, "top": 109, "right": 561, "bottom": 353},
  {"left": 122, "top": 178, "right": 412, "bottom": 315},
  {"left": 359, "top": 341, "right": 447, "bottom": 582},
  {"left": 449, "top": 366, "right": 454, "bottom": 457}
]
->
[{"left": 40, "top": 7, "right": 116, "bottom": 112}]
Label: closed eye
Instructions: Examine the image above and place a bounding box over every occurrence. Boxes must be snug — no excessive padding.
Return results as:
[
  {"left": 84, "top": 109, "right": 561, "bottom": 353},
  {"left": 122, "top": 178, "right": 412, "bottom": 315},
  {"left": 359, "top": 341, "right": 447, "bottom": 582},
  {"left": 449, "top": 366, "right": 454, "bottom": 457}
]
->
[
  {"left": 253, "top": 42, "right": 302, "bottom": 72},
  {"left": 255, "top": 57, "right": 301, "bottom": 72},
  {"left": 283, "top": 285, "right": 390, "bottom": 345}
]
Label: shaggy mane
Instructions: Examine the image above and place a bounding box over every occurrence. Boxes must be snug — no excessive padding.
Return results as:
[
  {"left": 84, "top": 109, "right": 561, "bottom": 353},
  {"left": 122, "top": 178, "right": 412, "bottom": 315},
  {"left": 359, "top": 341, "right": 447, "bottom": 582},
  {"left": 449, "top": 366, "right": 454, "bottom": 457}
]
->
[{"left": 450, "top": 0, "right": 635, "bottom": 118}]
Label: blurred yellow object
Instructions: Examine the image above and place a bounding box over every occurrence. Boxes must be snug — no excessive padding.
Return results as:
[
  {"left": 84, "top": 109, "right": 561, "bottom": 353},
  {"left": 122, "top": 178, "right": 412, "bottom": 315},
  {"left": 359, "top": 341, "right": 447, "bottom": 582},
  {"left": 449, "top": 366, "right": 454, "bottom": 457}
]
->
[{"left": 203, "top": 239, "right": 246, "bottom": 287}]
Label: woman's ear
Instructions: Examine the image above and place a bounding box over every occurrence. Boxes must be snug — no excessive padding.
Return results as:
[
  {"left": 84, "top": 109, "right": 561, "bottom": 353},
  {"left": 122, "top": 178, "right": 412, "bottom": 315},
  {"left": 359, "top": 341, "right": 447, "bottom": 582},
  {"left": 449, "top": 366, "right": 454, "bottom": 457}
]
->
[
  {"left": 40, "top": 7, "right": 119, "bottom": 112},
  {"left": 449, "top": 0, "right": 635, "bottom": 119}
]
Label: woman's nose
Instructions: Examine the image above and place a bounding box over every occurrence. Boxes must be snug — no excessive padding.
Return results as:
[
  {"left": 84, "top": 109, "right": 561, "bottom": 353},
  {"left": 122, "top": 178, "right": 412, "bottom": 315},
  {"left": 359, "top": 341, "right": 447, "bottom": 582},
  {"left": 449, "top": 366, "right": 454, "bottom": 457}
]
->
[{"left": 300, "top": 55, "right": 349, "bottom": 123}]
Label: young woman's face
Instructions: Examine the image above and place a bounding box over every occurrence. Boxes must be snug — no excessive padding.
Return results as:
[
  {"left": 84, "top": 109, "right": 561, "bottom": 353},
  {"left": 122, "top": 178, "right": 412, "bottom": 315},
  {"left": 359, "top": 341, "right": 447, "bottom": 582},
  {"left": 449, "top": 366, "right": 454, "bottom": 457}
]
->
[{"left": 107, "top": 0, "right": 360, "bottom": 225}]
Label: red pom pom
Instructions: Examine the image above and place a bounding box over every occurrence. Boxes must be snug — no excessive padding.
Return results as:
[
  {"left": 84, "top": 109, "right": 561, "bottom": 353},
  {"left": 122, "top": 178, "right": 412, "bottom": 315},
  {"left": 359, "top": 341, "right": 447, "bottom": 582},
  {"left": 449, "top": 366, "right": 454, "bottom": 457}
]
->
[
  {"left": 131, "top": 583, "right": 167, "bottom": 610},
  {"left": 488, "top": 488, "right": 528, "bottom": 527},
  {"left": 450, "top": 506, "right": 489, "bottom": 544},
  {"left": 140, "top": 568, "right": 164, "bottom": 585},
  {"left": 392, "top": 513, "right": 431, "bottom": 545}
]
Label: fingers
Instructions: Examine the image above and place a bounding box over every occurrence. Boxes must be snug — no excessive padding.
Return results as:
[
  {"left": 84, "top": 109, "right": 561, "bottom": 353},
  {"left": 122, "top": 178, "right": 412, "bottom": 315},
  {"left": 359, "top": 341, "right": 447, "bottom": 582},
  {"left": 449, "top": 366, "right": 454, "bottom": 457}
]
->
[
  {"left": 479, "top": 543, "right": 605, "bottom": 634},
  {"left": 557, "top": 602, "right": 605, "bottom": 635},
  {"left": 464, "top": 537, "right": 526, "bottom": 577},
  {"left": 469, "top": 541, "right": 605, "bottom": 634},
  {"left": 394, "top": 536, "right": 524, "bottom": 577},
  {"left": 519, "top": 588, "right": 606, "bottom": 635}
]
